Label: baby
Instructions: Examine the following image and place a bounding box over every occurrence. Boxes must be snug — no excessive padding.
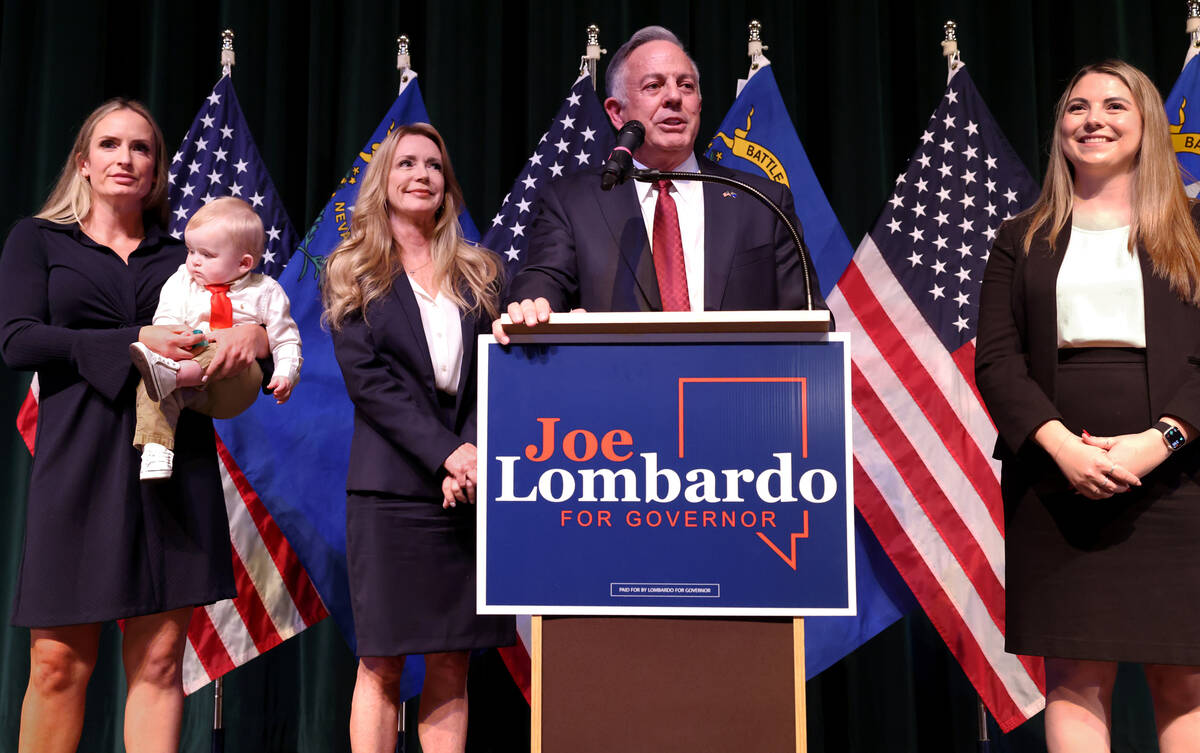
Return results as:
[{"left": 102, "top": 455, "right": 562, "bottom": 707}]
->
[{"left": 130, "top": 197, "right": 302, "bottom": 480}]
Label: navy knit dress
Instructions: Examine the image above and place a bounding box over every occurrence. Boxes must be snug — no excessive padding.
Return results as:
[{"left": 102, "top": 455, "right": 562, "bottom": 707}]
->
[{"left": 0, "top": 218, "right": 235, "bottom": 627}]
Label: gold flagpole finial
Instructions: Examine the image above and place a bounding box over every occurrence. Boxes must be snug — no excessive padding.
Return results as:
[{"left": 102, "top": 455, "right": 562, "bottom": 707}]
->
[
  {"left": 581, "top": 24, "right": 605, "bottom": 87},
  {"left": 397, "top": 35, "right": 413, "bottom": 93},
  {"left": 942, "top": 20, "right": 961, "bottom": 72},
  {"left": 221, "top": 29, "right": 235, "bottom": 77},
  {"left": 748, "top": 20, "right": 768, "bottom": 72}
]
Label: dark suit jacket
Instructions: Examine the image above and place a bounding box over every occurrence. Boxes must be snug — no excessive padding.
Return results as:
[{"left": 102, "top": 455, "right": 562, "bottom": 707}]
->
[
  {"left": 975, "top": 207, "right": 1200, "bottom": 458},
  {"left": 506, "top": 155, "right": 828, "bottom": 314},
  {"left": 331, "top": 279, "right": 481, "bottom": 496}
]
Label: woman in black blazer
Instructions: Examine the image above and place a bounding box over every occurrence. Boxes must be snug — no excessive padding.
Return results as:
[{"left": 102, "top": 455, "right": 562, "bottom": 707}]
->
[
  {"left": 324, "top": 123, "right": 512, "bottom": 753},
  {"left": 977, "top": 61, "right": 1200, "bottom": 751}
]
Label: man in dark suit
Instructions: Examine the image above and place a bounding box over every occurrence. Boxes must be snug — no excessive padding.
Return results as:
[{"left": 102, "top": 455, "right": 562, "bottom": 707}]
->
[{"left": 493, "top": 25, "right": 828, "bottom": 342}]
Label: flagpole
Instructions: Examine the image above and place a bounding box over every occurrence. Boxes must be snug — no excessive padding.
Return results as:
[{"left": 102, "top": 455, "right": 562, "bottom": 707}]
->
[
  {"left": 944, "top": 18, "right": 987, "bottom": 749},
  {"left": 1187, "top": 1, "right": 1200, "bottom": 68},
  {"left": 734, "top": 20, "right": 773, "bottom": 97},
  {"left": 748, "top": 20, "right": 769, "bottom": 77},
  {"left": 581, "top": 25, "right": 604, "bottom": 86},
  {"left": 398, "top": 697, "right": 407, "bottom": 753},
  {"left": 212, "top": 673, "right": 225, "bottom": 753},
  {"left": 398, "top": 35, "right": 414, "bottom": 95},
  {"left": 221, "top": 29, "right": 235, "bottom": 78},
  {"left": 209, "top": 31, "right": 235, "bottom": 753},
  {"left": 394, "top": 38, "right": 411, "bottom": 750},
  {"left": 942, "top": 20, "right": 961, "bottom": 80}
]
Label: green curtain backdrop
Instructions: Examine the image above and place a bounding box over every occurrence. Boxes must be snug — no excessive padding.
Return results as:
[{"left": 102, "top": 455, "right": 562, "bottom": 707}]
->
[{"left": 0, "top": 1, "right": 1190, "bottom": 750}]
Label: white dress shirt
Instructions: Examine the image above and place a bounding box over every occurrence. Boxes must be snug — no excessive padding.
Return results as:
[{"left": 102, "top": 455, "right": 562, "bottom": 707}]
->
[
  {"left": 633, "top": 153, "right": 706, "bottom": 311},
  {"left": 1056, "top": 225, "right": 1146, "bottom": 348},
  {"left": 407, "top": 275, "right": 464, "bottom": 395},
  {"left": 153, "top": 264, "right": 303, "bottom": 381}
]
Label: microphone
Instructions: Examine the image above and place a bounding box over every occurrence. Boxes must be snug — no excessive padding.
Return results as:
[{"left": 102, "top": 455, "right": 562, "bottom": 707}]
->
[{"left": 600, "top": 121, "right": 645, "bottom": 190}]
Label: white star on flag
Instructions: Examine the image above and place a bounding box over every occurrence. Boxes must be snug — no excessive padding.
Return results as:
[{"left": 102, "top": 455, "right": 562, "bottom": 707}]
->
[
  {"left": 480, "top": 72, "right": 615, "bottom": 273},
  {"left": 167, "top": 75, "right": 299, "bottom": 278}
]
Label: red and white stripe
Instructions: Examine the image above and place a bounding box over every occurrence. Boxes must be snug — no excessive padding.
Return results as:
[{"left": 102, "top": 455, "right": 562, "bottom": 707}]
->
[
  {"left": 18, "top": 384, "right": 328, "bottom": 695},
  {"left": 182, "top": 435, "right": 329, "bottom": 693},
  {"left": 16, "top": 376, "right": 38, "bottom": 453},
  {"left": 828, "top": 236, "right": 1046, "bottom": 732},
  {"left": 498, "top": 615, "right": 532, "bottom": 703}
]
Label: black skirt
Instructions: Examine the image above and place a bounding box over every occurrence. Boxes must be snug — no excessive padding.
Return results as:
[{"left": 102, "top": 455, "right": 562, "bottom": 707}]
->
[
  {"left": 1004, "top": 348, "right": 1200, "bottom": 664},
  {"left": 346, "top": 491, "right": 515, "bottom": 657}
]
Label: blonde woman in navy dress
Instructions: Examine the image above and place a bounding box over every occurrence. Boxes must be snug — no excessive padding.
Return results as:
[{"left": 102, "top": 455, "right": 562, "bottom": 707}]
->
[
  {"left": 977, "top": 61, "right": 1200, "bottom": 752},
  {"left": 324, "top": 123, "right": 513, "bottom": 753},
  {"left": 0, "top": 100, "right": 267, "bottom": 752}
]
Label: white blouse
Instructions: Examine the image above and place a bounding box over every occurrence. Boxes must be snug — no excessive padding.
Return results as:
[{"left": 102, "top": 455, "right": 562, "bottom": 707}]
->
[
  {"left": 407, "top": 275, "right": 464, "bottom": 394},
  {"left": 1056, "top": 225, "right": 1145, "bottom": 348}
]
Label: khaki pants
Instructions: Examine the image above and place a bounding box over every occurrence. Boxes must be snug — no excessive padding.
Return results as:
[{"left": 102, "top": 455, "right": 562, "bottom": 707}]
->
[{"left": 133, "top": 345, "right": 262, "bottom": 451}]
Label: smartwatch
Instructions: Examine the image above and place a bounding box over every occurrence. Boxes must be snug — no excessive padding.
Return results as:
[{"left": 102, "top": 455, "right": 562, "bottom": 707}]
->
[{"left": 1154, "top": 421, "right": 1187, "bottom": 452}]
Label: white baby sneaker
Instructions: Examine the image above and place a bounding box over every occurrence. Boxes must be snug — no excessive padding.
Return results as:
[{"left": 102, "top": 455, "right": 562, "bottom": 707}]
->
[
  {"left": 129, "top": 342, "right": 181, "bottom": 401},
  {"left": 140, "top": 442, "right": 175, "bottom": 481}
]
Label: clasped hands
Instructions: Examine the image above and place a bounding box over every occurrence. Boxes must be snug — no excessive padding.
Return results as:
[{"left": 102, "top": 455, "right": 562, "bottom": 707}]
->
[
  {"left": 1048, "top": 428, "right": 1168, "bottom": 500},
  {"left": 442, "top": 443, "right": 478, "bottom": 509}
]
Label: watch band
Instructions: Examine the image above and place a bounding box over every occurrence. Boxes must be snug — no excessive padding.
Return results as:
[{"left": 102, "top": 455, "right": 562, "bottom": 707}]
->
[{"left": 1154, "top": 421, "right": 1187, "bottom": 452}]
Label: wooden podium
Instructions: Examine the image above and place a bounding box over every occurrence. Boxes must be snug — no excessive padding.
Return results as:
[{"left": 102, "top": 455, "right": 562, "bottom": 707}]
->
[
  {"left": 480, "top": 311, "right": 842, "bottom": 753},
  {"left": 532, "top": 616, "right": 806, "bottom": 753}
]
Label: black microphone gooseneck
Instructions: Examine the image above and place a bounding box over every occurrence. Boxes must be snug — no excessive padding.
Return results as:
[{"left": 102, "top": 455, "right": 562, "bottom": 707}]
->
[
  {"left": 631, "top": 168, "right": 815, "bottom": 311},
  {"left": 600, "top": 121, "right": 646, "bottom": 191}
]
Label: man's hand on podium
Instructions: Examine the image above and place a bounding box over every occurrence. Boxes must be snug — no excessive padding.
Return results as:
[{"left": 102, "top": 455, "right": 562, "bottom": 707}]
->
[{"left": 491, "top": 298, "right": 586, "bottom": 344}]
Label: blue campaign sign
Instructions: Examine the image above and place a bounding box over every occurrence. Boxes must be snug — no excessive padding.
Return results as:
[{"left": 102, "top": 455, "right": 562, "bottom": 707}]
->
[{"left": 478, "top": 330, "right": 854, "bottom": 616}]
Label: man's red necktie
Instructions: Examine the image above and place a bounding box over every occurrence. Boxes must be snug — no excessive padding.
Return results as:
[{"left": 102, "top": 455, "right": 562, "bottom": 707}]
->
[{"left": 652, "top": 179, "right": 691, "bottom": 312}]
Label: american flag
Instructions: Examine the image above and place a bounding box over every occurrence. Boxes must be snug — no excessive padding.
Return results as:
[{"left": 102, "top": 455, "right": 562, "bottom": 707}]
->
[
  {"left": 168, "top": 76, "right": 298, "bottom": 277},
  {"left": 481, "top": 70, "right": 613, "bottom": 698},
  {"left": 825, "top": 64, "right": 1045, "bottom": 731},
  {"left": 166, "top": 75, "right": 326, "bottom": 693},
  {"left": 482, "top": 71, "right": 615, "bottom": 277}
]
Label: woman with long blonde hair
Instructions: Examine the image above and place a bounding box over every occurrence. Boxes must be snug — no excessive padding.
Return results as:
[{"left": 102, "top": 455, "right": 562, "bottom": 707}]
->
[
  {"left": 0, "top": 98, "right": 266, "bottom": 753},
  {"left": 324, "top": 122, "right": 511, "bottom": 753},
  {"left": 977, "top": 61, "right": 1200, "bottom": 752}
]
